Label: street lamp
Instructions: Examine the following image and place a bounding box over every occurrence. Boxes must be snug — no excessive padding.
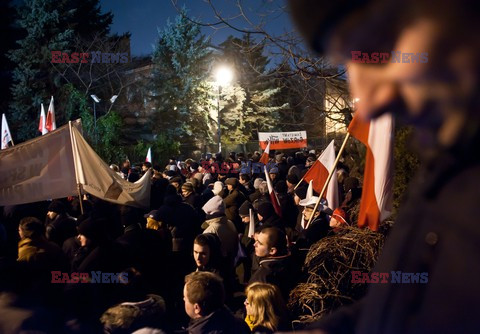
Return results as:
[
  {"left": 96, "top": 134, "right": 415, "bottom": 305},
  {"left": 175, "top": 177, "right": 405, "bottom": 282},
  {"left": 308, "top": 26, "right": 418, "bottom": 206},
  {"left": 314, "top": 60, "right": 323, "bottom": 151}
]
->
[{"left": 214, "top": 66, "right": 233, "bottom": 154}]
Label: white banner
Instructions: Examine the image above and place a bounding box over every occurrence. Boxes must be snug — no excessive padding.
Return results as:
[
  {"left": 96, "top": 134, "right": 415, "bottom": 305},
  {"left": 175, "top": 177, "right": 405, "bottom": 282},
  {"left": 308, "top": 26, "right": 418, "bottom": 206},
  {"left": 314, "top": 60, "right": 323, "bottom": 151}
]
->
[
  {"left": 0, "top": 120, "right": 151, "bottom": 208},
  {"left": 258, "top": 131, "right": 307, "bottom": 149},
  {"left": 0, "top": 121, "right": 80, "bottom": 206}
]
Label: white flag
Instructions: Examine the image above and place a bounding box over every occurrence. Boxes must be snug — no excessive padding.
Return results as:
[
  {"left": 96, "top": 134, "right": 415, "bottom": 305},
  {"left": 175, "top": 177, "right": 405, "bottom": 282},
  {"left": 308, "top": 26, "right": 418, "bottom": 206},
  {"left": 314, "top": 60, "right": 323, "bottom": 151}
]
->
[
  {"left": 146, "top": 147, "right": 152, "bottom": 163},
  {"left": 248, "top": 208, "right": 255, "bottom": 238},
  {"left": 1, "top": 114, "right": 13, "bottom": 150},
  {"left": 38, "top": 104, "right": 48, "bottom": 135}
]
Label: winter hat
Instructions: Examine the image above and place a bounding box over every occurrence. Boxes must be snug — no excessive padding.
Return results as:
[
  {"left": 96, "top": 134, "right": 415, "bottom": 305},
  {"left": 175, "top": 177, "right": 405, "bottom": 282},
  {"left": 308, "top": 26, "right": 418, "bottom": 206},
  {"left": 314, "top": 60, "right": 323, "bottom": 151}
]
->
[
  {"left": 190, "top": 162, "right": 199, "bottom": 171},
  {"left": 144, "top": 210, "right": 161, "bottom": 221},
  {"left": 332, "top": 208, "right": 348, "bottom": 224},
  {"left": 238, "top": 200, "right": 252, "bottom": 217},
  {"left": 48, "top": 200, "right": 66, "bottom": 214},
  {"left": 257, "top": 202, "right": 275, "bottom": 219},
  {"left": 253, "top": 178, "right": 264, "bottom": 190},
  {"left": 269, "top": 166, "right": 279, "bottom": 174},
  {"left": 287, "top": 174, "right": 299, "bottom": 185},
  {"left": 181, "top": 182, "right": 194, "bottom": 193},
  {"left": 165, "top": 170, "right": 176, "bottom": 178},
  {"left": 212, "top": 181, "right": 224, "bottom": 195},
  {"left": 202, "top": 195, "right": 226, "bottom": 220},
  {"left": 294, "top": 185, "right": 308, "bottom": 199},
  {"left": 225, "top": 178, "right": 239, "bottom": 188},
  {"left": 78, "top": 218, "right": 104, "bottom": 242}
]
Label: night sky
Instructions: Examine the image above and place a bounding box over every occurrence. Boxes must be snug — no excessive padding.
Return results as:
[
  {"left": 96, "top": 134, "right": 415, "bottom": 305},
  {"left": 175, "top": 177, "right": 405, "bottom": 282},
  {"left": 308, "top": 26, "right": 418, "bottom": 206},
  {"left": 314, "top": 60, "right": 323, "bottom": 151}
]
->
[{"left": 99, "top": 0, "right": 292, "bottom": 57}]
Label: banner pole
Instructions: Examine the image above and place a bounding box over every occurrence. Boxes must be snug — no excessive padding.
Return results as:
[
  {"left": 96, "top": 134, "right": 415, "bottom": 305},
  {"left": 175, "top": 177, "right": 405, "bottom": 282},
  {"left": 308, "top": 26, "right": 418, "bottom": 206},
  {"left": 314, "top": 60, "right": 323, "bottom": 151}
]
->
[
  {"left": 77, "top": 184, "right": 84, "bottom": 215},
  {"left": 304, "top": 133, "right": 351, "bottom": 229}
]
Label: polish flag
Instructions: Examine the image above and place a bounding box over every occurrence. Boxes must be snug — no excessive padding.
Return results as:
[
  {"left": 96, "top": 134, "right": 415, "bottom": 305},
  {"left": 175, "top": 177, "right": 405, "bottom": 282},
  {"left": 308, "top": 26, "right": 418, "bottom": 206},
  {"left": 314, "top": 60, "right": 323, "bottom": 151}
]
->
[
  {"left": 38, "top": 104, "right": 48, "bottom": 135},
  {"left": 348, "top": 113, "right": 394, "bottom": 231},
  {"left": 302, "top": 140, "right": 339, "bottom": 210},
  {"left": 145, "top": 147, "right": 152, "bottom": 163},
  {"left": 45, "top": 96, "right": 56, "bottom": 132},
  {"left": 264, "top": 166, "right": 282, "bottom": 217},
  {"left": 259, "top": 141, "right": 270, "bottom": 165},
  {"left": 1, "top": 114, "right": 13, "bottom": 149}
]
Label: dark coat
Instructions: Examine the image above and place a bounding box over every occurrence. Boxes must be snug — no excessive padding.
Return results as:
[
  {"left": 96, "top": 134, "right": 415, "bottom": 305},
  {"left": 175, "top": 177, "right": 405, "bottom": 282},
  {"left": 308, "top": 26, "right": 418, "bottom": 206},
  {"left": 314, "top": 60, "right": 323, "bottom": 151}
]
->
[
  {"left": 224, "top": 188, "right": 246, "bottom": 232},
  {"left": 45, "top": 213, "right": 77, "bottom": 247},
  {"left": 310, "top": 154, "right": 480, "bottom": 333},
  {"left": 187, "top": 306, "right": 250, "bottom": 334},
  {"left": 249, "top": 254, "right": 297, "bottom": 299}
]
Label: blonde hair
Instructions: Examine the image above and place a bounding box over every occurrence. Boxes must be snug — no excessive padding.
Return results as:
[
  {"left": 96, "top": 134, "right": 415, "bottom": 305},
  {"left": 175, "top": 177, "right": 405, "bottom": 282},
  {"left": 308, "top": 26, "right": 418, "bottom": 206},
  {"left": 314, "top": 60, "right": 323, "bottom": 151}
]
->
[{"left": 245, "top": 282, "right": 288, "bottom": 332}]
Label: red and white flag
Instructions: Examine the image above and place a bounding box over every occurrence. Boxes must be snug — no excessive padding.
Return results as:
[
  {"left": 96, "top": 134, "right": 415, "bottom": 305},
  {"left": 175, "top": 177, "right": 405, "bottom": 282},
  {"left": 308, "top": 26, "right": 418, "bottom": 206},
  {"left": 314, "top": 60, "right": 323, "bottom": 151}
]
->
[
  {"left": 348, "top": 113, "right": 394, "bottom": 231},
  {"left": 45, "top": 96, "right": 56, "bottom": 132},
  {"left": 145, "top": 147, "right": 152, "bottom": 163},
  {"left": 38, "top": 104, "right": 48, "bottom": 135},
  {"left": 1, "top": 113, "right": 13, "bottom": 150},
  {"left": 264, "top": 166, "right": 282, "bottom": 217},
  {"left": 302, "top": 140, "right": 339, "bottom": 210},
  {"left": 259, "top": 141, "right": 270, "bottom": 165}
]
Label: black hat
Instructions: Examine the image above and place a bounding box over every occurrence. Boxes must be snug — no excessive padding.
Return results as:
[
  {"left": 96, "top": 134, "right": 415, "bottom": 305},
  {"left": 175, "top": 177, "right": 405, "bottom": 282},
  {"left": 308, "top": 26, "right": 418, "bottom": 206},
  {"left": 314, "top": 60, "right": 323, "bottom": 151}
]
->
[
  {"left": 274, "top": 180, "right": 288, "bottom": 194},
  {"left": 144, "top": 209, "right": 161, "bottom": 221},
  {"left": 190, "top": 162, "right": 199, "bottom": 170},
  {"left": 287, "top": 174, "right": 299, "bottom": 185},
  {"left": 225, "top": 178, "right": 239, "bottom": 188},
  {"left": 257, "top": 202, "right": 275, "bottom": 219},
  {"left": 165, "top": 170, "right": 176, "bottom": 177},
  {"left": 239, "top": 201, "right": 252, "bottom": 217},
  {"left": 48, "top": 200, "right": 66, "bottom": 214},
  {"left": 294, "top": 185, "right": 308, "bottom": 199}
]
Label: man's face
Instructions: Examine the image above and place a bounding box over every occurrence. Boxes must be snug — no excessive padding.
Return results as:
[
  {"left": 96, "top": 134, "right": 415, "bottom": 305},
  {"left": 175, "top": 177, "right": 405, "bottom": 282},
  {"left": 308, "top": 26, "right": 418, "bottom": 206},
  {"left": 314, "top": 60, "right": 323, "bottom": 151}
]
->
[
  {"left": 341, "top": 19, "right": 471, "bottom": 148},
  {"left": 226, "top": 184, "right": 233, "bottom": 191},
  {"left": 254, "top": 232, "right": 273, "bottom": 258},
  {"left": 183, "top": 284, "right": 199, "bottom": 319},
  {"left": 269, "top": 173, "right": 277, "bottom": 180},
  {"left": 241, "top": 216, "right": 250, "bottom": 224},
  {"left": 303, "top": 207, "right": 319, "bottom": 221},
  {"left": 182, "top": 189, "right": 191, "bottom": 198},
  {"left": 47, "top": 211, "right": 57, "bottom": 220},
  {"left": 193, "top": 243, "right": 210, "bottom": 268},
  {"left": 172, "top": 182, "right": 180, "bottom": 189}
]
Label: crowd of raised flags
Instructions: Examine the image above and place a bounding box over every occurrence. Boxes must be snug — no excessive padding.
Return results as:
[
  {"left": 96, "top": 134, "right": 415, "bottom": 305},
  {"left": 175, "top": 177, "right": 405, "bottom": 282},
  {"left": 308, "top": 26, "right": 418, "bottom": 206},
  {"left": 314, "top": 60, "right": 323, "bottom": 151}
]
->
[{"left": 1, "top": 97, "right": 394, "bottom": 231}]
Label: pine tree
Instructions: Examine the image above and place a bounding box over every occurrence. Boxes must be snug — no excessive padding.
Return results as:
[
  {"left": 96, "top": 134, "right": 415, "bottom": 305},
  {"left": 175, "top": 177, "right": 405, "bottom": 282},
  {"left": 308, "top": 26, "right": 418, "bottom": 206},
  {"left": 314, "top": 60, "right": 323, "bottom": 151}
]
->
[
  {"left": 8, "top": 0, "right": 74, "bottom": 141},
  {"left": 219, "top": 35, "right": 287, "bottom": 144},
  {"left": 150, "top": 11, "right": 213, "bottom": 147}
]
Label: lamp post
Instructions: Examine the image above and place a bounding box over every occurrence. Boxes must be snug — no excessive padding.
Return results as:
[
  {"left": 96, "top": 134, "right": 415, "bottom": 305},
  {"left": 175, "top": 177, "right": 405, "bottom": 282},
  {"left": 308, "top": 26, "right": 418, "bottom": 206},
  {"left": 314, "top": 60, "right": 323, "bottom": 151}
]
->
[
  {"left": 90, "top": 95, "right": 101, "bottom": 144},
  {"left": 90, "top": 94, "right": 119, "bottom": 144},
  {"left": 215, "top": 66, "right": 233, "bottom": 154}
]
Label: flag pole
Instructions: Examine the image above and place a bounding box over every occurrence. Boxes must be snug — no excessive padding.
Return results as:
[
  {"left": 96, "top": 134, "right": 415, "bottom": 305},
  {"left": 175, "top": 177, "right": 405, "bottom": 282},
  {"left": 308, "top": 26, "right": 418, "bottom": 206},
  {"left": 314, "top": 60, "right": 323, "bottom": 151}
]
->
[
  {"left": 68, "top": 120, "right": 84, "bottom": 215},
  {"left": 305, "top": 133, "right": 351, "bottom": 229},
  {"left": 293, "top": 160, "right": 319, "bottom": 191}
]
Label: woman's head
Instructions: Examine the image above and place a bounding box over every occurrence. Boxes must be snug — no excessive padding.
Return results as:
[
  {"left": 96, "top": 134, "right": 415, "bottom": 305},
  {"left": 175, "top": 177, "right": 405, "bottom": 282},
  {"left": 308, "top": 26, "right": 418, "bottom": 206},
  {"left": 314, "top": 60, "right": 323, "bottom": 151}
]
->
[{"left": 244, "top": 282, "right": 287, "bottom": 332}]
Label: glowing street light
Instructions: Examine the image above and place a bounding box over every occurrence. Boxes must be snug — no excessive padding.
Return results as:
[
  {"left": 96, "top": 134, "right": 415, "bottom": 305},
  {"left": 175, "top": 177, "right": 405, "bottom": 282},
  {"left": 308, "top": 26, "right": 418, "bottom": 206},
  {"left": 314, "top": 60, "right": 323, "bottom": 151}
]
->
[{"left": 214, "top": 66, "right": 233, "bottom": 154}]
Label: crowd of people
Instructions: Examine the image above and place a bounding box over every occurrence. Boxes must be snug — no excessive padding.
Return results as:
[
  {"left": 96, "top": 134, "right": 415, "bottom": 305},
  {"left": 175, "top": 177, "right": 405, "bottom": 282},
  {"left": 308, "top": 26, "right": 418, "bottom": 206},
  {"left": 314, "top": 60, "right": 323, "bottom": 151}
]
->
[{"left": 0, "top": 149, "right": 362, "bottom": 333}]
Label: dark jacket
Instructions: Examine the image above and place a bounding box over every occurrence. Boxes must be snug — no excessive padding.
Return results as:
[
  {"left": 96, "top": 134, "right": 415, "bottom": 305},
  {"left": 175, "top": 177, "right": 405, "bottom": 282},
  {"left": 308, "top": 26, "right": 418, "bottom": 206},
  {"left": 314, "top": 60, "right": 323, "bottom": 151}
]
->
[
  {"left": 187, "top": 306, "right": 250, "bottom": 334},
  {"left": 310, "top": 152, "right": 480, "bottom": 333},
  {"left": 296, "top": 213, "right": 330, "bottom": 249},
  {"left": 224, "top": 188, "right": 246, "bottom": 232},
  {"left": 45, "top": 213, "right": 77, "bottom": 247},
  {"left": 249, "top": 254, "right": 296, "bottom": 299}
]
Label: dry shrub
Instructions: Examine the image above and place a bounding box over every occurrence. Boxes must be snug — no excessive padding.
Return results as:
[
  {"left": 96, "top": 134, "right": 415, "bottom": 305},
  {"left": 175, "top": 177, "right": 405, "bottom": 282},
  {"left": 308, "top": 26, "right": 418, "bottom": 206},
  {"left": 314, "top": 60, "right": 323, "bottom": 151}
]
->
[{"left": 288, "top": 226, "right": 385, "bottom": 326}]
